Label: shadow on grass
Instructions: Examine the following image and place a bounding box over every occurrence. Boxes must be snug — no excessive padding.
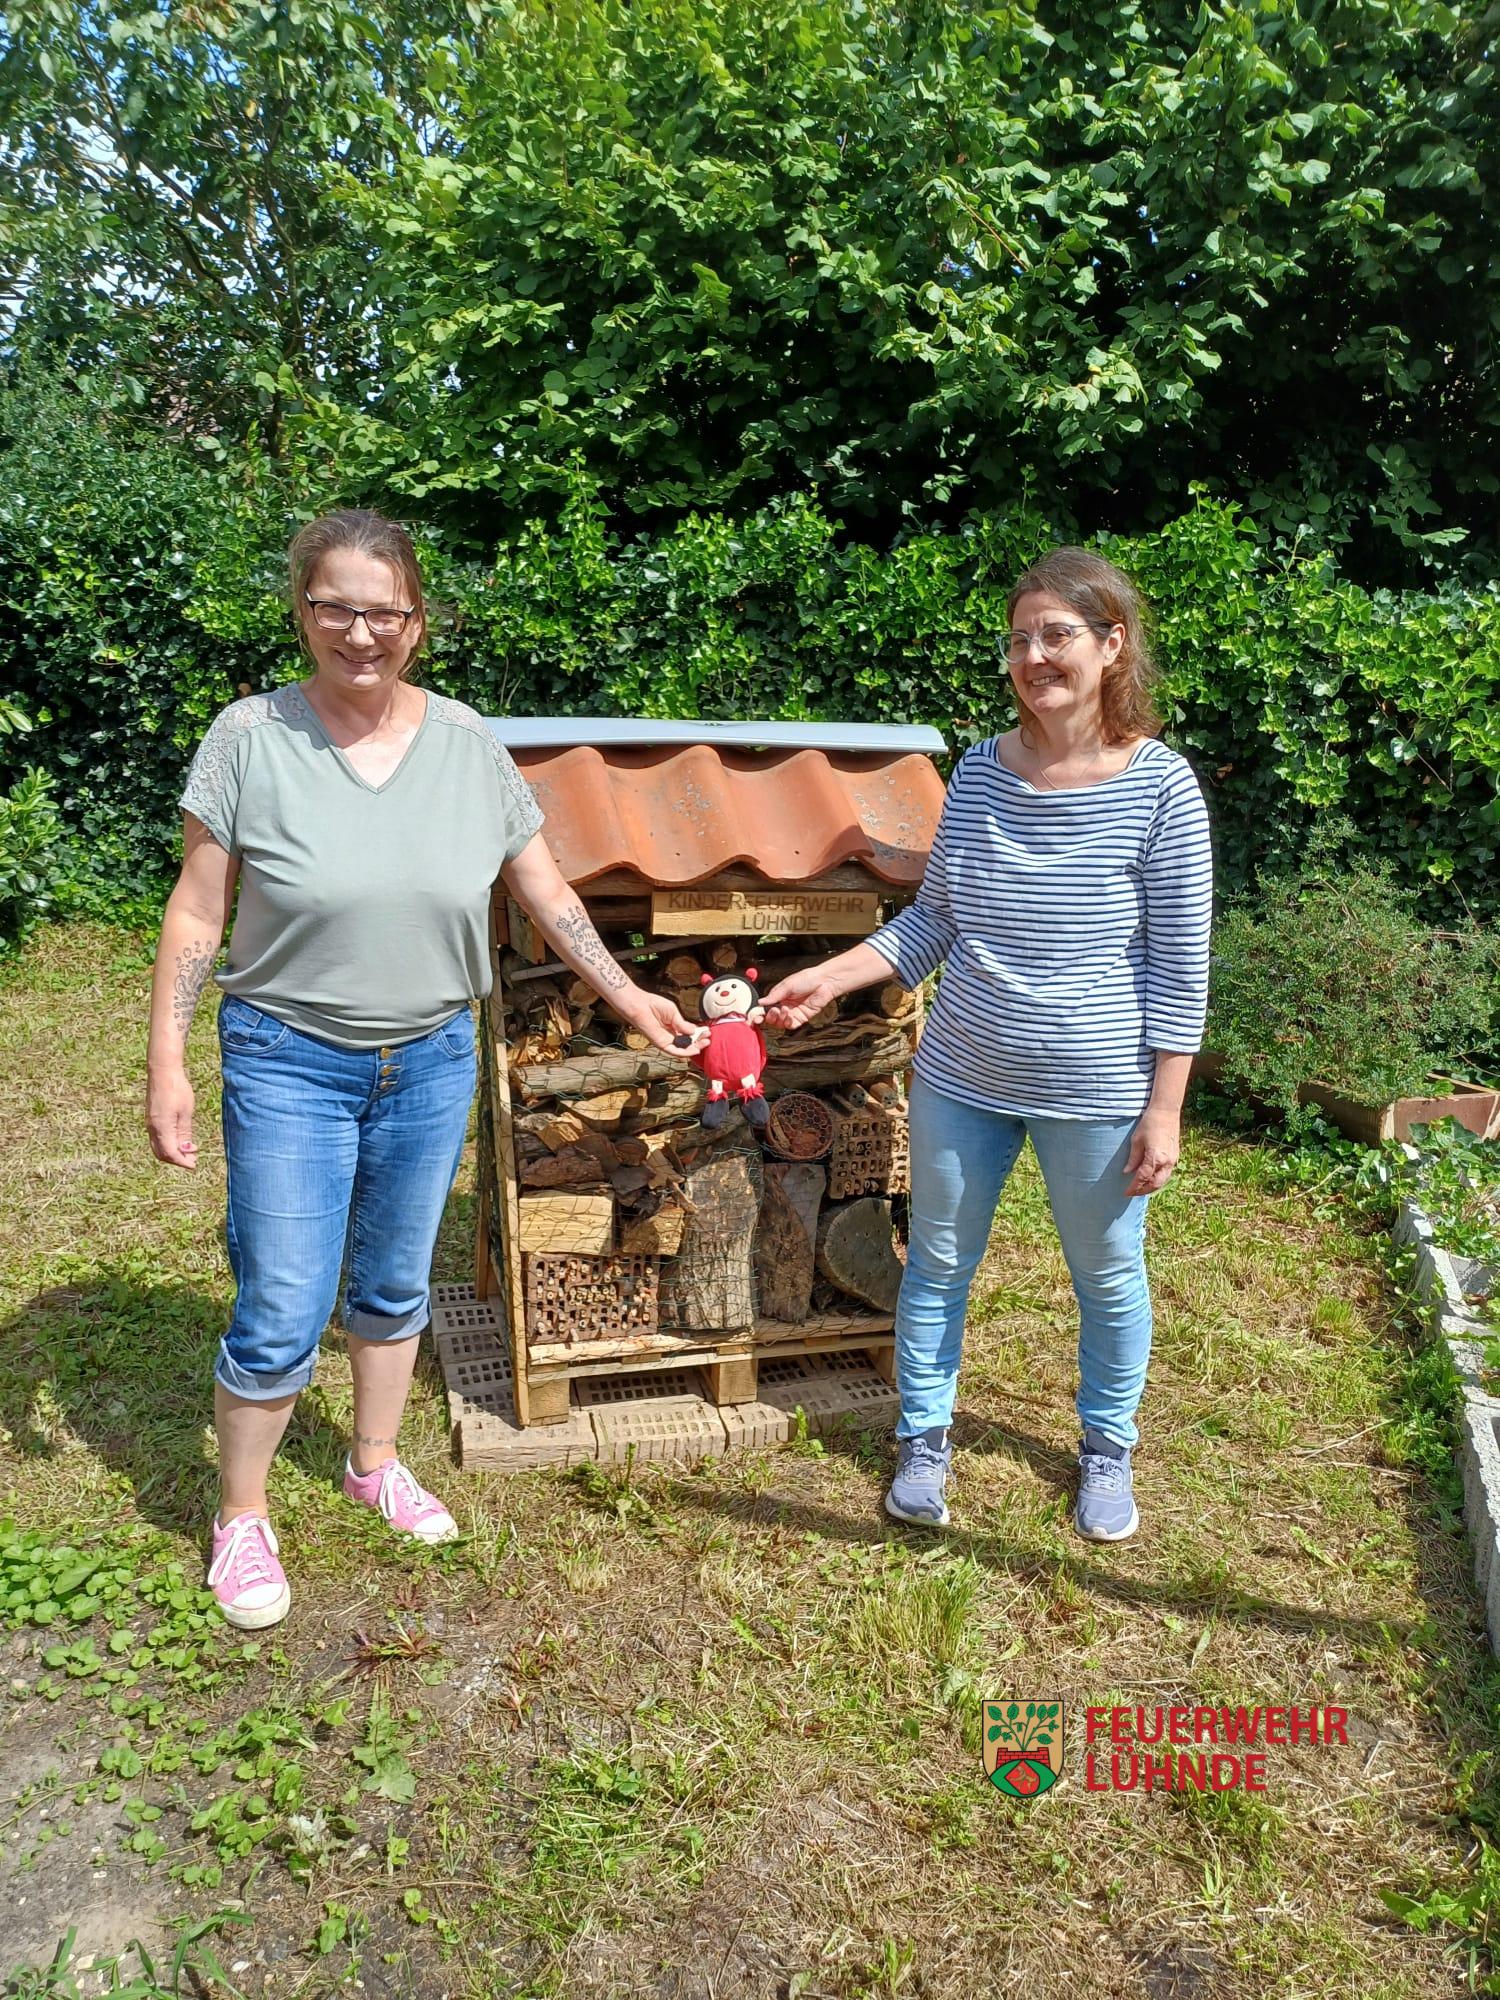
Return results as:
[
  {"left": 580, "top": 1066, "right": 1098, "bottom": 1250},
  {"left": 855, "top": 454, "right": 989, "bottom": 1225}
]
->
[
  {"left": 0, "top": 1269, "right": 348, "bottom": 1537},
  {"left": 667, "top": 1411, "right": 1426, "bottom": 1650}
]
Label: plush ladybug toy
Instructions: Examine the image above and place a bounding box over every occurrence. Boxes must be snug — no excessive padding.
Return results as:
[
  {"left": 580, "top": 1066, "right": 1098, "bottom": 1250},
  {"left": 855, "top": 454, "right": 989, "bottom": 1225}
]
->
[{"left": 674, "top": 966, "right": 770, "bottom": 1130}]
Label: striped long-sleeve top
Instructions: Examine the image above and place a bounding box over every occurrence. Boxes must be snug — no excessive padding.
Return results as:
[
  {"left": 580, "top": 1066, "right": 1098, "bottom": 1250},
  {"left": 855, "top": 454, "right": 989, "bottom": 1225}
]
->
[{"left": 868, "top": 736, "right": 1213, "bottom": 1120}]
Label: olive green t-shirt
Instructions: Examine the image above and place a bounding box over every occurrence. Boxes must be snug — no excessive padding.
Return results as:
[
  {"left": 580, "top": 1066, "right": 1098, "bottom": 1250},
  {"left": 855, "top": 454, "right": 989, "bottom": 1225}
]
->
[{"left": 180, "top": 683, "right": 544, "bottom": 1049}]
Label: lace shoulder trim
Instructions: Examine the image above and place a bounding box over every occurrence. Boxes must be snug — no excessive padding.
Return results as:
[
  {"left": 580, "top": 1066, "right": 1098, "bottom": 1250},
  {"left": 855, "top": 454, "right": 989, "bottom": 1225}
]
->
[
  {"left": 180, "top": 685, "right": 309, "bottom": 825},
  {"left": 426, "top": 691, "right": 498, "bottom": 744},
  {"left": 427, "top": 694, "right": 543, "bottom": 831}
]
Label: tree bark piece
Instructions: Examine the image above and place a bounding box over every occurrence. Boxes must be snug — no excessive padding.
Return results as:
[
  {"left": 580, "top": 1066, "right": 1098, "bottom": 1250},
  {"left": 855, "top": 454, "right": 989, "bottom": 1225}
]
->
[
  {"left": 764, "top": 1026, "right": 914, "bottom": 1093},
  {"left": 519, "top": 1147, "right": 612, "bottom": 1190},
  {"left": 614, "top": 1129, "right": 678, "bottom": 1167},
  {"left": 754, "top": 1162, "right": 825, "bottom": 1324},
  {"left": 619, "top": 1074, "right": 707, "bottom": 1130},
  {"left": 618, "top": 1202, "right": 688, "bottom": 1257},
  {"left": 513, "top": 1046, "right": 686, "bottom": 1101},
  {"left": 659, "top": 1149, "right": 764, "bottom": 1331},
  {"left": 815, "top": 1197, "right": 903, "bottom": 1312}
]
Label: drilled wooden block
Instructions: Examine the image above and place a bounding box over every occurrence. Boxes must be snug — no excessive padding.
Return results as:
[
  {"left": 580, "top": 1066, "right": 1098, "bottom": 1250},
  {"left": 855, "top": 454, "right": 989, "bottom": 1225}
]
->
[
  {"left": 829, "top": 1108, "right": 911, "bottom": 1201},
  {"left": 524, "top": 1251, "right": 659, "bottom": 1344}
]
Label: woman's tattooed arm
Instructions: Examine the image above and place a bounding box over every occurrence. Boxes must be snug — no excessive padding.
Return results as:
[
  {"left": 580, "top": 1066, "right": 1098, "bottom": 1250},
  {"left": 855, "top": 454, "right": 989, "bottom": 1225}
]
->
[
  {"left": 172, "top": 938, "right": 217, "bottom": 1036},
  {"left": 549, "top": 899, "right": 630, "bottom": 994}
]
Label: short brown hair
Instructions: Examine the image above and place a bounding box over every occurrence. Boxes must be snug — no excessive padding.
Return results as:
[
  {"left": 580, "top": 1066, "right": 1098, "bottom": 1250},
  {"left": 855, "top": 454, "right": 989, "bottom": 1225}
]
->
[
  {"left": 288, "top": 509, "right": 428, "bottom": 674},
  {"left": 1007, "top": 546, "right": 1160, "bottom": 745}
]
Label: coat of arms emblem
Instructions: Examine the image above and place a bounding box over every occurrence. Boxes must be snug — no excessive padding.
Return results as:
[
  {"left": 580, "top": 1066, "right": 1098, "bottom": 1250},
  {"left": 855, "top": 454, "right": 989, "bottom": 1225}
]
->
[{"left": 984, "top": 1701, "right": 1063, "bottom": 1799}]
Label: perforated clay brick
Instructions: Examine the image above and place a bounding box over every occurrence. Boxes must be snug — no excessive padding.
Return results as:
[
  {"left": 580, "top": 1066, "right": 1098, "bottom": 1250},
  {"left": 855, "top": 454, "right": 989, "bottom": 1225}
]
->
[
  {"left": 436, "top": 1300, "right": 503, "bottom": 1333},
  {"left": 575, "top": 1367, "right": 703, "bottom": 1406},
  {"left": 575, "top": 1368, "right": 728, "bottom": 1464},
  {"left": 758, "top": 1354, "right": 897, "bottom": 1436},
  {"left": 436, "top": 1327, "right": 514, "bottom": 1377},
  {"left": 719, "top": 1400, "right": 795, "bottom": 1451},
  {"left": 457, "top": 1395, "right": 597, "bottom": 1472},
  {"left": 525, "top": 1252, "right": 659, "bottom": 1344}
]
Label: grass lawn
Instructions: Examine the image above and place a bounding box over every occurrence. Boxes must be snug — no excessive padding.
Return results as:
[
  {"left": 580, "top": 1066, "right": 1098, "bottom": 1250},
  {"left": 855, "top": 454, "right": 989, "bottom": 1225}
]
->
[{"left": 2, "top": 923, "right": 1498, "bottom": 1999}]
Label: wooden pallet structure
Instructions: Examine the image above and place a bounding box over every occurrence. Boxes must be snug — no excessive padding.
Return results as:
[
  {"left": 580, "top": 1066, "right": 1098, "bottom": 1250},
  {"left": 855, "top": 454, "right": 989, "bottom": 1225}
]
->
[
  {"left": 438, "top": 721, "right": 946, "bottom": 1464},
  {"left": 432, "top": 1284, "right": 900, "bottom": 1471}
]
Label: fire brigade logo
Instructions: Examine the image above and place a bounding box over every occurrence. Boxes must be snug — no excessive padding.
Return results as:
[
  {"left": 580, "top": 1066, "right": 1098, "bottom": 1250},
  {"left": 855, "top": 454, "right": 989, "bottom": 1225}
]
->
[{"left": 984, "top": 1702, "right": 1064, "bottom": 1800}]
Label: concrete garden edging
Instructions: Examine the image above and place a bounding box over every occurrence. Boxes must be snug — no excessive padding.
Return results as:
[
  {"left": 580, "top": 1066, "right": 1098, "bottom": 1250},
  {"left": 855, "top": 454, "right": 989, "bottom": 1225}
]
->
[{"left": 1396, "top": 1197, "right": 1500, "bottom": 1649}]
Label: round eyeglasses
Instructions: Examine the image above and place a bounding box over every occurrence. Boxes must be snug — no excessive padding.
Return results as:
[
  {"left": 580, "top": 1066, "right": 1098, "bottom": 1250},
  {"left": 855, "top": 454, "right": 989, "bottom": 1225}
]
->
[
  {"left": 1001, "top": 620, "right": 1112, "bottom": 665},
  {"left": 304, "top": 592, "right": 417, "bottom": 638}
]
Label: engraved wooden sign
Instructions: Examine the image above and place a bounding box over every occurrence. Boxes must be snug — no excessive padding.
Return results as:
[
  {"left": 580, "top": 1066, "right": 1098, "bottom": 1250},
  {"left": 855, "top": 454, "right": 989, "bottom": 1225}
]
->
[{"left": 651, "top": 888, "right": 881, "bottom": 936}]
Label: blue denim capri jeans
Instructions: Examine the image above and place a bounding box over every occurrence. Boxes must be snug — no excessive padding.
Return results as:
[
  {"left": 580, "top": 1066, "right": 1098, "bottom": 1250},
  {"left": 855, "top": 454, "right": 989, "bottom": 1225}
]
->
[{"left": 215, "top": 994, "right": 477, "bottom": 1402}]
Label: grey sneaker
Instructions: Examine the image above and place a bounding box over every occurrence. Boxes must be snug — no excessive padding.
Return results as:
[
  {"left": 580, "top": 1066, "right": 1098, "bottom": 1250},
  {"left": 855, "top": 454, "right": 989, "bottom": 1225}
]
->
[
  {"left": 1075, "top": 1428, "right": 1139, "bottom": 1542},
  {"left": 885, "top": 1428, "right": 952, "bottom": 1527}
]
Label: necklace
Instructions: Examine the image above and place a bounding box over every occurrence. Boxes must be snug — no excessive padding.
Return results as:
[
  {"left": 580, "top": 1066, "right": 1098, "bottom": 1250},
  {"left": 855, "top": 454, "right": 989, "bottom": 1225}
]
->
[{"left": 1024, "top": 735, "right": 1107, "bottom": 791}]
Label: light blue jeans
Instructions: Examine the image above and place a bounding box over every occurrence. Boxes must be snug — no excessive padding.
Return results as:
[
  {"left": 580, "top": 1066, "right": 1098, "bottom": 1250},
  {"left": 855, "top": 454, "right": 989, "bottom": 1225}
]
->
[
  {"left": 895, "top": 1076, "right": 1152, "bottom": 1447},
  {"left": 216, "top": 994, "right": 476, "bottom": 1401}
]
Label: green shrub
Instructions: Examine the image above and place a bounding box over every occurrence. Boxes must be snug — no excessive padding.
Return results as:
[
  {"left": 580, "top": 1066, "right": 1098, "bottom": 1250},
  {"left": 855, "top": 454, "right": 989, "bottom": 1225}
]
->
[
  {"left": 1207, "top": 831, "right": 1498, "bottom": 1114},
  {"left": 0, "top": 766, "right": 72, "bottom": 951},
  {"left": 2, "top": 381, "right": 1497, "bottom": 929}
]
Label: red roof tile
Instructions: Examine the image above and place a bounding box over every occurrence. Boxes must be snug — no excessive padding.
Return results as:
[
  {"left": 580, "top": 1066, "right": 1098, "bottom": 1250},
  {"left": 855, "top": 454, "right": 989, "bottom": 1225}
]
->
[{"left": 513, "top": 743, "right": 945, "bottom": 889}]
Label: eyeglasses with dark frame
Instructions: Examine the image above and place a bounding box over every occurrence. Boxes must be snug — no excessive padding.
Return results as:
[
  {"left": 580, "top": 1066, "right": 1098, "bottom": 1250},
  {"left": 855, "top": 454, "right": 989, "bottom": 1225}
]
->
[
  {"left": 1001, "top": 620, "right": 1116, "bottom": 666},
  {"left": 303, "top": 591, "right": 418, "bottom": 638}
]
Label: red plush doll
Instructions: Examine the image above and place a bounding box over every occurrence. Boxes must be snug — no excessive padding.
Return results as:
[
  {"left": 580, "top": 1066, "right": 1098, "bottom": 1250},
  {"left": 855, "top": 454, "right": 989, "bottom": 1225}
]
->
[{"left": 675, "top": 967, "right": 770, "bottom": 1130}]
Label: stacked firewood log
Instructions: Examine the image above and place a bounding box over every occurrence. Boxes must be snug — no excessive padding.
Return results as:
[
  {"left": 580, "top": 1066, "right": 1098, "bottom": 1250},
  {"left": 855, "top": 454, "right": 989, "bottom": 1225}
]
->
[{"left": 499, "top": 937, "right": 920, "bottom": 1347}]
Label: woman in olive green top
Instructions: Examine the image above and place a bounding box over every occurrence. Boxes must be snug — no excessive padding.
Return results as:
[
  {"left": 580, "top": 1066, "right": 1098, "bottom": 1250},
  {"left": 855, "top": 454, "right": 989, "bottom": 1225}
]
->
[{"left": 146, "top": 509, "right": 699, "bottom": 1629}]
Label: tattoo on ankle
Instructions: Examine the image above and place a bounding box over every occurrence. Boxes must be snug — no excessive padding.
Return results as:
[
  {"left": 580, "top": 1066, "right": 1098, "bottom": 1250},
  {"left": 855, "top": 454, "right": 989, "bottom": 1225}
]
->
[{"left": 355, "top": 1431, "right": 398, "bottom": 1448}]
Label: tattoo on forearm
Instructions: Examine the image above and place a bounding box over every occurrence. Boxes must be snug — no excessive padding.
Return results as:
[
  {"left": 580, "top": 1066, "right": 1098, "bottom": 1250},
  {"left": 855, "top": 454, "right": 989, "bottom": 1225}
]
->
[
  {"left": 171, "top": 941, "right": 216, "bottom": 1036},
  {"left": 552, "top": 901, "right": 629, "bottom": 992}
]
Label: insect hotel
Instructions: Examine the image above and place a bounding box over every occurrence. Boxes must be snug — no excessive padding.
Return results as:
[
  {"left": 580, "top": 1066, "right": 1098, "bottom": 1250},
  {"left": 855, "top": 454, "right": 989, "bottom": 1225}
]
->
[{"left": 432, "top": 719, "right": 947, "bottom": 1469}]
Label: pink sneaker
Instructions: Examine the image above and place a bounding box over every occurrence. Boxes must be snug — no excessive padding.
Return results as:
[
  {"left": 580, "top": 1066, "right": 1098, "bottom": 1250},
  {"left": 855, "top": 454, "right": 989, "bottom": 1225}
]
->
[
  {"left": 207, "top": 1513, "right": 291, "bottom": 1630},
  {"left": 342, "top": 1457, "right": 458, "bottom": 1544}
]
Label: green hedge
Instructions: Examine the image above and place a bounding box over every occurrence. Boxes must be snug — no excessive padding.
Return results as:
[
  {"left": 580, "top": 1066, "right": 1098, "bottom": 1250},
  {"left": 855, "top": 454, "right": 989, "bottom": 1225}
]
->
[{"left": 1, "top": 388, "right": 1497, "bottom": 924}]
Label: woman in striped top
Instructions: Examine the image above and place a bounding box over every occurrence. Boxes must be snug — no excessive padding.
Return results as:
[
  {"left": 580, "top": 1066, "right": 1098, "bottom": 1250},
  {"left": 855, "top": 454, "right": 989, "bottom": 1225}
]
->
[{"left": 763, "top": 549, "right": 1212, "bottom": 1541}]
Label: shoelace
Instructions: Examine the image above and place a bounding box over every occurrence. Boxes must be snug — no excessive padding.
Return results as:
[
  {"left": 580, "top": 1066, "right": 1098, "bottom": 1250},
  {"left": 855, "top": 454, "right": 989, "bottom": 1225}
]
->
[
  {"left": 375, "top": 1460, "right": 438, "bottom": 1523},
  {"left": 208, "top": 1515, "right": 276, "bottom": 1590},
  {"left": 899, "top": 1438, "right": 947, "bottom": 1480},
  {"left": 1079, "top": 1452, "right": 1125, "bottom": 1494}
]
